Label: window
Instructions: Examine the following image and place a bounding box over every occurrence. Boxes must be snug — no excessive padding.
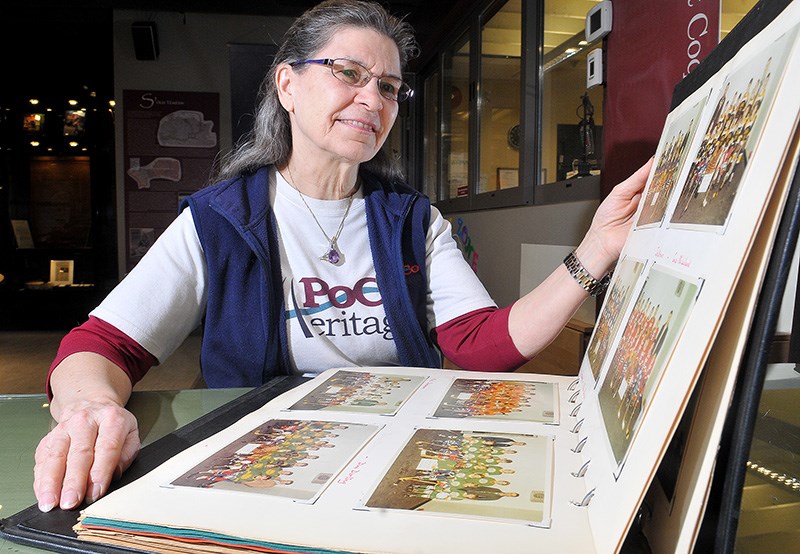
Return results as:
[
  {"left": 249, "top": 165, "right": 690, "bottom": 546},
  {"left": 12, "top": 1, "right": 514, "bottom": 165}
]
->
[
  {"left": 478, "top": 0, "right": 521, "bottom": 195},
  {"left": 441, "top": 32, "right": 471, "bottom": 205},
  {"left": 419, "top": 0, "right": 602, "bottom": 213},
  {"left": 421, "top": 68, "right": 440, "bottom": 201},
  {"left": 541, "top": 0, "right": 604, "bottom": 187}
]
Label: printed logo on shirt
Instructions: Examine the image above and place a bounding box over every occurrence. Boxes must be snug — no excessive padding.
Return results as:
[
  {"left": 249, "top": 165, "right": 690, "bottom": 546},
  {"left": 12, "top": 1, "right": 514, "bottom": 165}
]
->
[
  {"left": 285, "top": 277, "right": 393, "bottom": 341},
  {"left": 299, "top": 277, "right": 381, "bottom": 308}
]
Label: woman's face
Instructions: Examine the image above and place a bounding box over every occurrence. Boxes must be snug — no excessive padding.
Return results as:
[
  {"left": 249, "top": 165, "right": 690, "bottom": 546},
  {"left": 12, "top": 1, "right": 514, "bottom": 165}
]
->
[{"left": 277, "top": 27, "right": 401, "bottom": 167}]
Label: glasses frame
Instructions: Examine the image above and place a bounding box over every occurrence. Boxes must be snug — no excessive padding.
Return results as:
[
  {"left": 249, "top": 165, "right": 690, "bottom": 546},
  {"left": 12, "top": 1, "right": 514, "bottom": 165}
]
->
[{"left": 289, "top": 58, "right": 414, "bottom": 102}]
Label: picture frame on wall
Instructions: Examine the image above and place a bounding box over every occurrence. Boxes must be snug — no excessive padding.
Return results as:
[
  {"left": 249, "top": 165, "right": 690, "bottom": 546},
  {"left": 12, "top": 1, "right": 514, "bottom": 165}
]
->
[
  {"left": 49, "top": 259, "right": 74, "bottom": 286},
  {"left": 497, "top": 167, "right": 519, "bottom": 190},
  {"left": 10, "top": 219, "right": 35, "bottom": 248},
  {"left": 63, "top": 109, "right": 86, "bottom": 136},
  {"left": 22, "top": 113, "right": 44, "bottom": 133}
]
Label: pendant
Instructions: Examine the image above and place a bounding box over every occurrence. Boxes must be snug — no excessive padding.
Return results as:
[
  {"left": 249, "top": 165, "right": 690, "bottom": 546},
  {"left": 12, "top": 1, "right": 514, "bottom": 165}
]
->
[{"left": 320, "top": 243, "right": 342, "bottom": 264}]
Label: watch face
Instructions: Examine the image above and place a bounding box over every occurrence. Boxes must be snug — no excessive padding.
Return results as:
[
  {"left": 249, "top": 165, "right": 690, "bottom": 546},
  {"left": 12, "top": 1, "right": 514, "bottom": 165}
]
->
[{"left": 507, "top": 124, "right": 520, "bottom": 150}]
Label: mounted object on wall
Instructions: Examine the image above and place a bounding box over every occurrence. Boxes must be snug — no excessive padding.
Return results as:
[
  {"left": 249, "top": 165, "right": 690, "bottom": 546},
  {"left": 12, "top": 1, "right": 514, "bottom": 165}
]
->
[
  {"left": 585, "top": 0, "right": 613, "bottom": 42},
  {"left": 132, "top": 21, "right": 159, "bottom": 60}
]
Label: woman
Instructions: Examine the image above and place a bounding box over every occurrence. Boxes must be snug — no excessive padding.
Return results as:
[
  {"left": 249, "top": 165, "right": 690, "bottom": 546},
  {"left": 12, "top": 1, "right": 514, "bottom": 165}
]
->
[{"left": 33, "top": 0, "right": 651, "bottom": 513}]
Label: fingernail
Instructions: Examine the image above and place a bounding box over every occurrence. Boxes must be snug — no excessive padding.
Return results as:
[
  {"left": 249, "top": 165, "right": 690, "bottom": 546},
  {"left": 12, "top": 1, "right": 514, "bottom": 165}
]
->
[
  {"left": 38, "top": 492, "right": 57, "bottom": 512},
  {"left": 60, "top": 489, "right": 79, "bottom": 509},
  {"left": 88, "top": 483, "right": 103, "bottom": 503}
]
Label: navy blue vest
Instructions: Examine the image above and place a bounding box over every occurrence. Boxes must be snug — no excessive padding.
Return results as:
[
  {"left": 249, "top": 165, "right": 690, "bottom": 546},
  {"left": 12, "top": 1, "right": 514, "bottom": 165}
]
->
[{"left": 184, "top": 166, "right": 441, "bottom": 387}]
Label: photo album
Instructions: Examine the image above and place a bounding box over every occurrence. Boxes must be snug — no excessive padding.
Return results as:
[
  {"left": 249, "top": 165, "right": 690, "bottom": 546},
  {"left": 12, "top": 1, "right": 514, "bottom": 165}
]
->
[{"left": 16, "top": 1, "right": 800, "bottom": 553}]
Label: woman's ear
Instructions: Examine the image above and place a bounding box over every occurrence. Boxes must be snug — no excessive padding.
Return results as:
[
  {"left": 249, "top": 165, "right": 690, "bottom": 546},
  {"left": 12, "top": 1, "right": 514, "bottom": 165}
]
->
[{"left": 275, "top": 63, "right": 295, "bottom": 113}]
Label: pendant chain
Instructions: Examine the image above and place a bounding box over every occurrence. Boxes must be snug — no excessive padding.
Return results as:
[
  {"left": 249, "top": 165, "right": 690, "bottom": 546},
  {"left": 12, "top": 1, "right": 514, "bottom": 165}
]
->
[{"left": 284, "top": 164, "right": 355, "bottom": 265}]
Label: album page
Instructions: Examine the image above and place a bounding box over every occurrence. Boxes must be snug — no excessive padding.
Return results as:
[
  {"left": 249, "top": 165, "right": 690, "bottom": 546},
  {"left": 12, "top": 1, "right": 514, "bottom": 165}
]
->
[
  {"left": 642, "top": 112, "right": 800, "bottom": 553},
  {"left": 576, "top": 5, "right": 800, "bottom": 552},
  {"left": 76, "top": 367, "right": 605, "bottom": 554}
]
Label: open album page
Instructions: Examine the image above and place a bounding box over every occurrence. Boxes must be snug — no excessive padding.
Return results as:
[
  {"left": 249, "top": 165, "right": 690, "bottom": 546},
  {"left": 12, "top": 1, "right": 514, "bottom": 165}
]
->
[
  {"left": 76, "top": 367, "right": 603, "bottom": 554},
  {"left": 576, "top": 6, "right": 800, "bottom": 553}
]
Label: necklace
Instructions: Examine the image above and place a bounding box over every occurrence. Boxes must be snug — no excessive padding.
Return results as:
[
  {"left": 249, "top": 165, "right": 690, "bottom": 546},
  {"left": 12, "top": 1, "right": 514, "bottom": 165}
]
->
[{"left": 284, "top": 165, "right": 355, "bottom": 265}]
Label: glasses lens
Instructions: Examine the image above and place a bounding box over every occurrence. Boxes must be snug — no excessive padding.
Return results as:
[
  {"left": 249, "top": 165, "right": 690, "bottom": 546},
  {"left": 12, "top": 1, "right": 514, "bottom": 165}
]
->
[
  {"left": 386, "top": 79, "right": 412, "bottom": 102},
  {"left": 329, "top": 58, "right": 412, "bottom": 102},
  {"left": 331, "top": 59, "right": 369, "bottom": 86},
  {"left": 377, "top": 78, "right": 402, "bottom": 101}
]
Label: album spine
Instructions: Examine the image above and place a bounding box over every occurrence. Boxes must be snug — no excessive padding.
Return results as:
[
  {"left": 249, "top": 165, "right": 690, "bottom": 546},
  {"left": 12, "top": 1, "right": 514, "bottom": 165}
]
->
[{"left": 567, "top": 377, "right": 594, "bottom": 508}]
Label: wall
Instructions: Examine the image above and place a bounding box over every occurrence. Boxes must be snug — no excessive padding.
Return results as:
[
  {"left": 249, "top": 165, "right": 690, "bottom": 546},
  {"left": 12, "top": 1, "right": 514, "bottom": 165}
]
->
[
  {"left": 446, "top": 199, "right": 599, "bottom": 307},
  {"left": 112, "top": 10, "right": 294, "bottom": 276}
]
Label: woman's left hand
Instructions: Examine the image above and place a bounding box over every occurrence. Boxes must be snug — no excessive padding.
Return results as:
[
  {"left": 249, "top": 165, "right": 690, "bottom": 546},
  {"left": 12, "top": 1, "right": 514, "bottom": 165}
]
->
[{"left": 579, "top": 158, "right": 654, "bottom": 274}]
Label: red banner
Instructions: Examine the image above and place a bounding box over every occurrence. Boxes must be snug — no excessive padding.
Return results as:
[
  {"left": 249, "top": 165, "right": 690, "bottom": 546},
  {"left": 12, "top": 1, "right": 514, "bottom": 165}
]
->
[{"left": 602, "top": 0, "right": 720, "bottom": 194}]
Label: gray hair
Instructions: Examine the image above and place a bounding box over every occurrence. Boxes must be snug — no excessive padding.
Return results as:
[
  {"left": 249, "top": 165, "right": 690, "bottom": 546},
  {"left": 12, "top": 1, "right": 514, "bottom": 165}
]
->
[{"left": 215, "top": 0, "right": 419, "bottom": 183}]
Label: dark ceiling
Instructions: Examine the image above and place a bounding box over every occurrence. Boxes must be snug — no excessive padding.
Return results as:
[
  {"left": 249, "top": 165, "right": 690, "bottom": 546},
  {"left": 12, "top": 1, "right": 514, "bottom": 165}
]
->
[
  {"left": 2, "top": 0, "right": 475, "bottom": 103},
  {"left": 4, "top": 0, "right": 474, "bottom": 68}
]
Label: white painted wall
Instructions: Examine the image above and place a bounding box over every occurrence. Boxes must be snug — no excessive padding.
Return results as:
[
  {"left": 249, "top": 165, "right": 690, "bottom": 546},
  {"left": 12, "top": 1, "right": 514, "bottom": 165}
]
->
[{"left": 444, "top": 199, "right": 599, "bottom": 308}]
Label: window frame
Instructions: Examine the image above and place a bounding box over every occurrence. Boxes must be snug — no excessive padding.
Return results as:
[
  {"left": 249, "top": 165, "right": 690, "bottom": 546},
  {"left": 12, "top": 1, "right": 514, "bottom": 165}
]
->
[{"left": 415, "top": 0, "right": 603, "bottom": 214}]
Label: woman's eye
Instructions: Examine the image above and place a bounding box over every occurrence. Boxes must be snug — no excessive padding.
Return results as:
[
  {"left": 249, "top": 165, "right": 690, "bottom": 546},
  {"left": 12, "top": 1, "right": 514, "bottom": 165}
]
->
[
  {"left": 380, "top": 82, "right": 397, "bottom": 95},
  {"left": 340, "top": 69, "right": 360, "bottom": 81}
]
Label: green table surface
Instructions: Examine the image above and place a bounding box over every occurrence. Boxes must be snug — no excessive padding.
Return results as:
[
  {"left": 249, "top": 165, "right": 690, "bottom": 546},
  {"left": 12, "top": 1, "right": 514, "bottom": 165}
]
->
[{"left": 0, "top": 388, "right": 251, "bottom": 553}]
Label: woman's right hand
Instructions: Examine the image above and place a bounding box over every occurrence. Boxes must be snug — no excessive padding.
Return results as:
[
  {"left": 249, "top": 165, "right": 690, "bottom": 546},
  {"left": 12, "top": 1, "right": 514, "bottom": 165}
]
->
[
  {"left": 34, "top": 352, "right": 139, "bottom": 511},
  {"left": 33, "top": 399, "right": 140, "bottom": 511}
]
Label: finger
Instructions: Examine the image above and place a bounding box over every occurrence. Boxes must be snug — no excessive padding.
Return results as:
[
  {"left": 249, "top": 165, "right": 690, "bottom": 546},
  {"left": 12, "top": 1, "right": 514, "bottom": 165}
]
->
[
  {"left": 633, "top": 157, "right": 655, "bottom": 185},
  {"left": 60, "top": 412, "right": 100, "bottom": 509},
  {"left": 86, "top": 411, "right": 140, "bottom": 503},
  {"left": 33, "top": 429, "right": 70, "bottom": 512},
  {"left": 617, "top": 157, "right": 655, "bottom": 194},
  {"left": 117, "top": 426, "right": 142, "bottom": 476}
]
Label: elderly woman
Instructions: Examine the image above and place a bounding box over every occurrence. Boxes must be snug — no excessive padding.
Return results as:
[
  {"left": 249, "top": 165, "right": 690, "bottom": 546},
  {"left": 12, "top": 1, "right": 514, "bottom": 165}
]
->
[{"left": 34, "top": 0, "right": 651, "bottom": 513}]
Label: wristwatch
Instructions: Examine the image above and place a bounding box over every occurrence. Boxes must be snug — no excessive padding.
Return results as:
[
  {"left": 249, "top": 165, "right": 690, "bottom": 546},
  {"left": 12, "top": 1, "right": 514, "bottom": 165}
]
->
[{"left": 563, "top": 250, "right": 612, "bottom": 297}]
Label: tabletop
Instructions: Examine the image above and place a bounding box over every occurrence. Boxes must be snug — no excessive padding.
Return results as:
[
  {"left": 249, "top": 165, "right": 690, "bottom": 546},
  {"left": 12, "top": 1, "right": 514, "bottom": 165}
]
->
[{"left": 0, "top": 387, "right": 251, "bottom": 554}]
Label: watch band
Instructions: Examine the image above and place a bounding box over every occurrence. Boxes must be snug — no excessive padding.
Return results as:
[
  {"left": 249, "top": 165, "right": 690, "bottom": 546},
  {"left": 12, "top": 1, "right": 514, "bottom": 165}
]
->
[{"left": 563, "top": 250, "right": 612, "bottom": 297}]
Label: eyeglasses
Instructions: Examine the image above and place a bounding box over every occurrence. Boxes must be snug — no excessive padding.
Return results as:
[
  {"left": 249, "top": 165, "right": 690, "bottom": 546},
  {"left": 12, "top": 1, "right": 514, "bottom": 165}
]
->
[{"left": 289, "top": 58, "right": 413, "bottom": 102}]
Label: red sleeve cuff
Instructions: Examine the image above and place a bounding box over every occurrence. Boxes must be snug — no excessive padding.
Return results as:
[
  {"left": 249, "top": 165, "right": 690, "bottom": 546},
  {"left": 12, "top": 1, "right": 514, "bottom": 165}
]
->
[
  {"left": 432, "top": 305, "right": 528, "bottom": 372},
  {"left": 47, "top": 316, "right": 158, "bottom": 399}
]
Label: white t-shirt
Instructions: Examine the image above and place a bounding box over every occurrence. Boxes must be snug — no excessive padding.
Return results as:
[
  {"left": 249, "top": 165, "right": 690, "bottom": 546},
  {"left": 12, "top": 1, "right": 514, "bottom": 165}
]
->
[{"left": 92, "top": 168, "right": 495, "bottom": 375}]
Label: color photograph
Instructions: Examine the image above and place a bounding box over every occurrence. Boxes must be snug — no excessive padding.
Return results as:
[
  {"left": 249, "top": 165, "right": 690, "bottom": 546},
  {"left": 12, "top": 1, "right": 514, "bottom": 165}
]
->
[
  {"left": 587, "top": 257, "right": 646, "bottom": 382},
  {"left": 636, "top": 98, "right": 706, "bottom": 228},
  {"left": 287, "top": 370, "right": 426, "bottom": 415},
  {"left": 595, "top": 265, "right": 702, "bottom": 474},
  {"left": 170, "top": 419, "right": 380, "bottom": 502},
  {"left": 363, "top": 428, "right": 552, "bottom": 526},
  {"left": 431, "top": 378, "right": 557, "bottom": 423},
  {"left": 669, "top": 26, "right": 798, "bottom": 231}
]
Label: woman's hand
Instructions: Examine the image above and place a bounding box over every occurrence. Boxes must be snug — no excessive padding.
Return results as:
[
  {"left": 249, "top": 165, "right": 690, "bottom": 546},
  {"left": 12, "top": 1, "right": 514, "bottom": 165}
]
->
[
  {"left": 575, "top": 158, "right": 654, "bottom": 277},
  {"left": 33, "top": 399, "right": 140, "bottom": 511},
  {"left": 34, "top": 353, "right": 138, "bottom": 511}
]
